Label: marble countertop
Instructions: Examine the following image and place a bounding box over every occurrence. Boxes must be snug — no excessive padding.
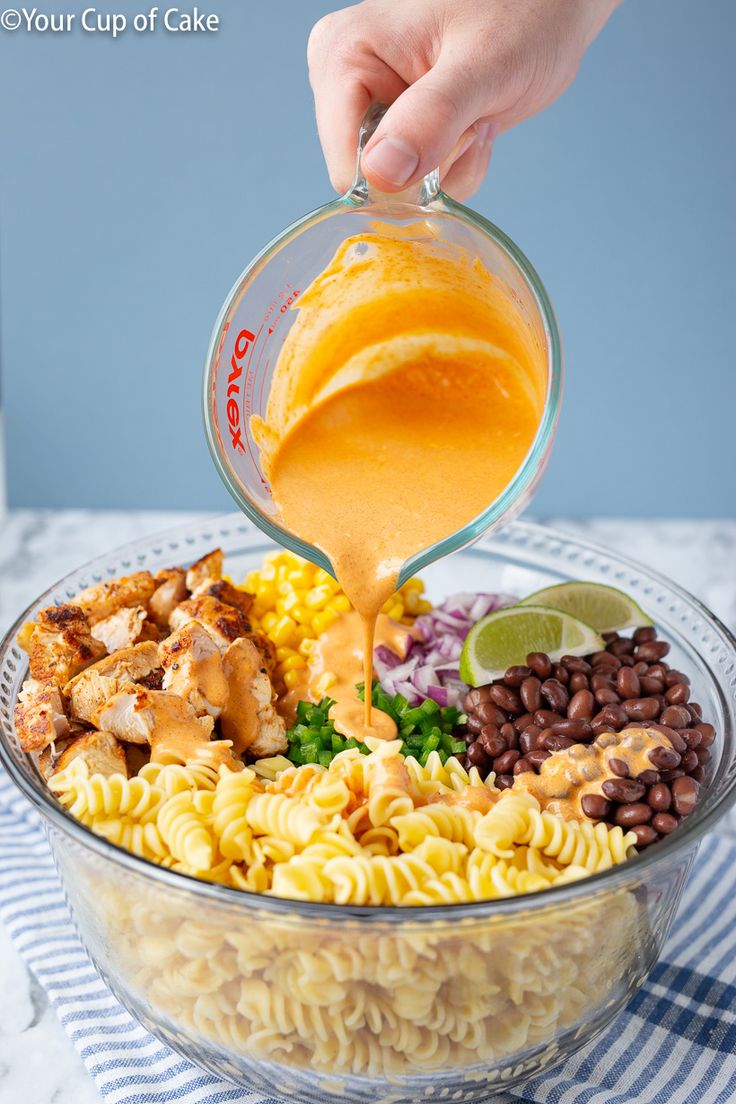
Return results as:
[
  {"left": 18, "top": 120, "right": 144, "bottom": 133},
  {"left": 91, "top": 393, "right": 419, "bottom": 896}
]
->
[{"left": 0, "top": 510, "right": 734, "bottom": 1104}]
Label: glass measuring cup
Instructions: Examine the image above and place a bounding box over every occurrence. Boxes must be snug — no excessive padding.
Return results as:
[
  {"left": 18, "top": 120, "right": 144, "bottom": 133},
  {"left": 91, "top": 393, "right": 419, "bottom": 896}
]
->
[{"left": 203, "top": 104, "right": 562, "bottom": 586}]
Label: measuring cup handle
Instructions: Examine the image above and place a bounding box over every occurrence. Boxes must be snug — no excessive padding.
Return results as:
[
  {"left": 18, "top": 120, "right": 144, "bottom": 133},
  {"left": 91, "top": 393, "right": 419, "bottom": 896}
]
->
[{"left": 349, "top": 103, "right": 441, "bottom": 207}]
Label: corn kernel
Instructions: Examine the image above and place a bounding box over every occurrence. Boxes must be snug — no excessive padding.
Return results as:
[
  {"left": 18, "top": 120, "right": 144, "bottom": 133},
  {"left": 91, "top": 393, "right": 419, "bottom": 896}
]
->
[
  {"left": 305, "top": 584, "right": 333, "bottom": 609},
  {"left": 271, "top": 615, "right": 297, "bottom": 646},
  {"left": 315, "top": 671, "right": 337, "bottom": 694},
  {"left": 312, "top": 609, "right": 339, "bottom": 636},
  {"left": 281, "top": 654, "right": 306, "bottom": 672},
  {"left": 261, "top": 611, "right": 278, "bottom": 632},
  {"left": 327, "top": 594, "right": 351, "bottom": 613},
  {"left": 276, "top": 645, "right": 297, "bottom": 662},
  {"left": 283, "top": 669, "right": 302, "bottom": 689},
  {"left": 299, "top": 638, "right": 316, "bottom": 657}
]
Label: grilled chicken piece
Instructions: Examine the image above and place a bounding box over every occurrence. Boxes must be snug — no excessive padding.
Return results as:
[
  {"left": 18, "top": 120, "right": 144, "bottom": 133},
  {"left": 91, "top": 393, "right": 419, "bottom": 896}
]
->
[
  {"left": 64, "top": 641, "right": 160, "bottom": 724},
  {"left": 75, "top": 574, "right": 156, "bottom": 627},
  {"left": 220, "top": 638, "right": 286, "bottom": 759},
  {"left": 94, "top": 685, "right": 215, "bottom": 747},
  {"left": 248, "top": 630, "right": 278, "bottom": 677},
  {"left": 190, "top": 577, "right": 255, "bottom": 620},
  {"left": 14, "top": 678, "right": 71, "bottom": 753},
  {"left": 158, "top": 622, "right": 229, "bottom": 718},
  {"left": 91, "top": 605, "right": 148, "bottom": 654},
  {"left": 169, "top": 595, "right": 251, "bottom": 652},
  {"left": 185, "top": 549, "right": 224, "bottom": 593},
  {"left": 38, "top": 735, "right": 77, "bottom": 780},
  {"left": 149, "top": 567, "right": 187, "bottom": 628},
  {"left": 26, "top": 605, "right": 106, "bottom": 687},
  {"left": 56, "top": 730, "right": 128, "bottom": 778},
  {"left": 75, "top": 571, "right": 155, "bottom": 626}
]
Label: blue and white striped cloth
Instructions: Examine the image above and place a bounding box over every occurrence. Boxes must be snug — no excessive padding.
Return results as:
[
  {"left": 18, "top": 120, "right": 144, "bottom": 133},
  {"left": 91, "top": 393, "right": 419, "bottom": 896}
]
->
[{"left": 2, "top": 765, "right": 735, "bottom": 1104}]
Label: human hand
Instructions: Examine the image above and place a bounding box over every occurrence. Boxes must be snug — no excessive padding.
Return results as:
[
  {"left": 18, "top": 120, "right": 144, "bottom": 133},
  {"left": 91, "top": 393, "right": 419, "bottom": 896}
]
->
[{"left": 308, "top": 0, "right": 619, "bottom": 200}]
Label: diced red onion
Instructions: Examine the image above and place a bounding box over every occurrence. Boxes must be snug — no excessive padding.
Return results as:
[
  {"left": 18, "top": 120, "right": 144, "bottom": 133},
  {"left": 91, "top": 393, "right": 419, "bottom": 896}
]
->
[{"left": 375, "top": 590, "right": 516, "bottom": 708}]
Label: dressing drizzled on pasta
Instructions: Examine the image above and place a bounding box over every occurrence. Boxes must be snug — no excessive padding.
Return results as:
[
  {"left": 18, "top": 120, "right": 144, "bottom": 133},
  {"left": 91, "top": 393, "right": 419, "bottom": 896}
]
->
[{"left": 253, "top": 233, "right": 546, "bottom": 738}]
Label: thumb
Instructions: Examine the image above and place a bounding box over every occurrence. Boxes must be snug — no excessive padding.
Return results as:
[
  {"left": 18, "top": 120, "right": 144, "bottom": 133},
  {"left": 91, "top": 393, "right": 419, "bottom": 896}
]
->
[{"left": 361, "top": 57, "right": 489, "bottom": 192}]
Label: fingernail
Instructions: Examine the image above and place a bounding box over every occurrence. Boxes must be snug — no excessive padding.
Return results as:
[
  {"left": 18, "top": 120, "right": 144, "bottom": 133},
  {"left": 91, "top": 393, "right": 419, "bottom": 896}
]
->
[{"left": 363, "top": 136, "right": 419, "bottom": 187}]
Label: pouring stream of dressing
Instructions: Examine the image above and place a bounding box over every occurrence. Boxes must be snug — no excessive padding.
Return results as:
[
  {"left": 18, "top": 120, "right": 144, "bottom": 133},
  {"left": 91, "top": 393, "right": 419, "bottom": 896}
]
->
[{"left": 252, "top": 234, "right": 546, "bottom": 739}]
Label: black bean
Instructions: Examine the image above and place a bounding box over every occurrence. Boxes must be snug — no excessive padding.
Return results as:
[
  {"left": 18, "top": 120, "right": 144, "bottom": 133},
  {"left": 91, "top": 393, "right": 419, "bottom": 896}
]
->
[
  {"left": 640, "top": 675, "right": 665, "bottom": 695},
  {"left": 504, "top": 665, "right": 532, "bottom": 687},
  {"left": 647, "top": 783, "right": 672, "bottom": 812},
  {"left": 476, "top": 701, "right": 508, "bottom": 727},
  {"left": 534, "top": 709, "right": 564, "bottom": 728},
  {"left": 665, "top": 683, "right": 690, "bottom": 706},
  {"left": 649, "top": 724, "right": 688, "bottom": 752},
  {"left": 636, "top": 641, "right": 671, "bottom": 662},
  {"left": 631, "top": 824, "right": 659, "bottom": 846},
  {"left": 591, "top": 651, "right": 622, "bottom": 670},
  {"left": 695, "top": 722, "right": 715, "bottom": 748},
  {"left": 520, "top": 676, "right": 542, "bottom": 712},
  {"left": 541, "top": 734, "right": 576, "bottom": 752},
  {"left": 526, "top": 749, "right": 552, "bottom": 768},
  {"left": 568, "top": 689, "right": 595, "bottom": 720},
  {"left": 494, "top": 750, "right": 520, "bottom": 774},
  {"left": 490, "top": 685, "right": 523, "bottom": 714},
  {"left": 479, "top": 729, "right": 506, "bottom": 758},
  {"left": 617, "top": 667, "right": 641, "bottom": 699},
  {"left": 671, "top": 776, "right": 700, "bottom": 816},
  {"left": 526, "top": 652, "right": 552, "bottom": 679},
  {"left": 602, "top": 778, "right": 646, "bottom": 803},
  {"left": 561, "top": 655, "right": 592, "bottom": 674},
  {"left": 467, "top": 743, "right": 490, "bottom": 768},
  {"left": 608, "top": 757, "right": 630, "bottom": 778},
  {"left": 648, "top": 745, "right": 681, "bottom": 771},
  {"left": 595, "top": 687, "right": 621, "bottom": 706},
  {"left": 598, "top": 703, "right": 629, "bottom": 729},
  {"left": 681, "top": 749, "right": 699, "bottom": 772},
  {"left": 652, "top": 812, "right": 679, "bottom": 835},
  {"left": 636, "top": 770, "right": 661, "bottom": 786},
  {"left": 581, "top": 793, "right": 612, "bottom": 819},
  {"left": 566, "top": 672, "right": 586, "bottom": 695},
  {"left": 665, "top": 669, "right": 690, "bottom": 688},
  {"left": 554, "top": 666, "right": 570, "bottom": 687},
  {"left": 634, "top": 626, "right": 657, "bottom": 645},
  {"left": 551, "top": 719, "right": 593, "bottom": 741},
  {"left": 615, "top": 802, "right": 653, "bottom": 827},
  {"left": 513, "top": 757, "right": 533, "bottom": 775},
  {"left": 622, "top": 697, "right": 661, "bottom": 721}
]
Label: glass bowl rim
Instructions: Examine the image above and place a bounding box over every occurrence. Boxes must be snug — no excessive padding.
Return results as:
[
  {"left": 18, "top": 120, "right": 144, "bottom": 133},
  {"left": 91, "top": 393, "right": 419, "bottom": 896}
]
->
[
  {"left": 1, "top": 515, "right": 735, "bottom": 923},
  {"left": 201, "top": 191, "right": 563, "bottom": 588}
]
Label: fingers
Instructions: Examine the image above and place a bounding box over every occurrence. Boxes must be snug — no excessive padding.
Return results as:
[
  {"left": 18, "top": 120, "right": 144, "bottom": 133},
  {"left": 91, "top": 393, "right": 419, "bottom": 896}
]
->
[
  {"left": 441, "top": 123, "right": 495, "bottom": 201},
  {"left": 361, "top": 55, "right": 487, "bottom": 192},
  {"left": 308, "top": 13, "right": 406, "bottom": 194}
]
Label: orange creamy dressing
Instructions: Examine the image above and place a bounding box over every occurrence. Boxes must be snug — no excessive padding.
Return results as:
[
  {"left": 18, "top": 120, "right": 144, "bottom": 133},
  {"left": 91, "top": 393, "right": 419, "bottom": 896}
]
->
[
  {"left": 282, "top": 610, "right": 413, "bottom": 740},
  {"left": 253, "top": 234, "right": 546, "bottom": 738},
  {"left": 516, "top": 726, "right": 673, "bottom": 819}
]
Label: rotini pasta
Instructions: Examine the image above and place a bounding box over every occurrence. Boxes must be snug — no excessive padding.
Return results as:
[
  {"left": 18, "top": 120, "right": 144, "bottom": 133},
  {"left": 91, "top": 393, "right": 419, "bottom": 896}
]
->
[{"left": 48, "top": 741, "right": 637, "bottom": 907}]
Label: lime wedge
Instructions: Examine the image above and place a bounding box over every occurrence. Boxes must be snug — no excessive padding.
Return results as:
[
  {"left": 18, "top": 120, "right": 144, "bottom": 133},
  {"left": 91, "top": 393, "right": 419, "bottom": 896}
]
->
[
  {"left": 459, "top": 606, "right": 605, "bottom": 687},
  {"left": 518, "top": 582, "right": 653, "bottom": 634}
]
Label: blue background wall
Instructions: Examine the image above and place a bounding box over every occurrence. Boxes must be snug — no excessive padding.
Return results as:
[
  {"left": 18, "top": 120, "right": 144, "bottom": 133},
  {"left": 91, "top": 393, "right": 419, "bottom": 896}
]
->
[{"left": 1, "top": 0, "right": 734, "bottom": 514}]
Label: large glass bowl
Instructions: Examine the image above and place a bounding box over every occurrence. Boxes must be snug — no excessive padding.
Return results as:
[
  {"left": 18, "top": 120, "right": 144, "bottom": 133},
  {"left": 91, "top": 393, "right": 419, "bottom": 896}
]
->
[{"left": 1, "top": 517, "right": 735, "bottom": 1103}]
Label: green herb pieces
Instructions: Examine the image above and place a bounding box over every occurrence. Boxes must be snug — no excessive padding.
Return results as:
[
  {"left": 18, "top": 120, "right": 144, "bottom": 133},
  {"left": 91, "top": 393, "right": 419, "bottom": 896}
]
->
[{"left": 285, "top": 686, "right": 466, "bottom": 768}]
